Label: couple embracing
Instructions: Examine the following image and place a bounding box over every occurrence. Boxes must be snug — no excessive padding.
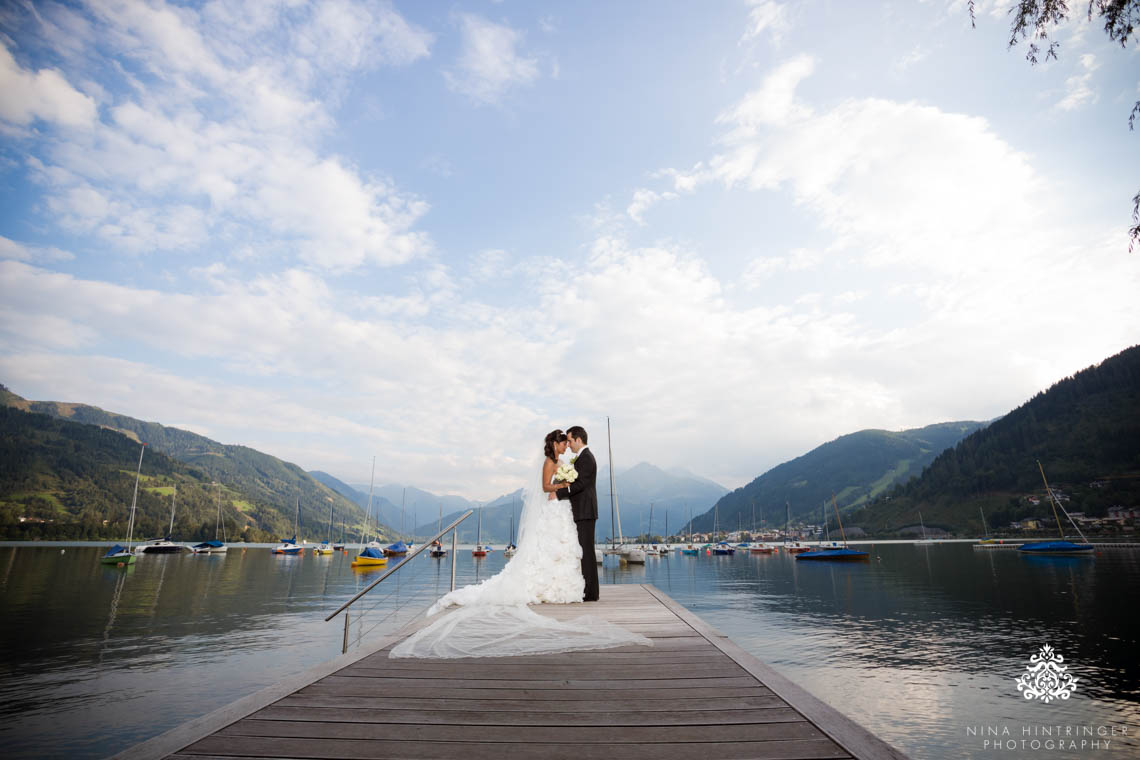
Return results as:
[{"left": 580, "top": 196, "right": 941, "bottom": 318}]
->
[{"left": 390, "top": 425, "right": 649, "bottom": 659}]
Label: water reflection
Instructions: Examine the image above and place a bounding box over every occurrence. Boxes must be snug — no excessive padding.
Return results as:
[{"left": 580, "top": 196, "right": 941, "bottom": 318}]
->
[{"left": 0, "top": 542, "right": 1136, "bottom": 759}]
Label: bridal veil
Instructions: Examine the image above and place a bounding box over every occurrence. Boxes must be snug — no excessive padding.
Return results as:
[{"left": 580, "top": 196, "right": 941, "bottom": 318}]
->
[{"left": 389, "top": 450, "right": 652, "bottom": 659}]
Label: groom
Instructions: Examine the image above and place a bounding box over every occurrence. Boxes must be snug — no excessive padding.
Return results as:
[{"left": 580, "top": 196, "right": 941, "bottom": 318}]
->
[{"left": 557, "top": 425, "right": 599, "bottom": 602}]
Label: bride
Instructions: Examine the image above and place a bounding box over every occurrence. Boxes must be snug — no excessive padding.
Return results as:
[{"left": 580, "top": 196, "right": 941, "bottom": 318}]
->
[{"left": 389, "top": 429, "right": 652, "bottom": 659}]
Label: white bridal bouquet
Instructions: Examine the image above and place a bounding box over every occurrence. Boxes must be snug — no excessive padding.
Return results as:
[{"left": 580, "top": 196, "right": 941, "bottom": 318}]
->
[{"left": 554, "top": 462, "right": 578, "bottom": 484}]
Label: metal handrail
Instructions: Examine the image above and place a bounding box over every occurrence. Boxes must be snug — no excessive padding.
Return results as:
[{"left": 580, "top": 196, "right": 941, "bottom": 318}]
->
[{"left": 325, "top": 509, "right": 473, "bottom": 624}]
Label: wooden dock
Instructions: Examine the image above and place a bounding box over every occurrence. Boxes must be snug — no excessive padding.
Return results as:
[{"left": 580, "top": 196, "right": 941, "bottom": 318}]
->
[{"left": 117, "top": 584, "right": 907, "bottom": 760}]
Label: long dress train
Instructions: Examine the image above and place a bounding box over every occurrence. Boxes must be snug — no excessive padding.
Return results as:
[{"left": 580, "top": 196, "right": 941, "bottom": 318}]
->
[{"left": 389, "top": 456, "right": 652, "bottom": 659}]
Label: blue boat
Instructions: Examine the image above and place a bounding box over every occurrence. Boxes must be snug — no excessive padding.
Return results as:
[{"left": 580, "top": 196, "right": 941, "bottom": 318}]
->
[
  {"left": 1018, "top": 540, "right": 1094, "bottom": 556},
  {"left": 712, "top": 541, "right": 735, "bottom": 556},
  {"left": 271, "top": 535, "right": 302, "bottom": 555},
  {"left": 1019, "top": 462, "right": 1096, "bottom": 559},
  {"left": 796, "top": 547, "right": 869, "bottom": 561},
  {"left": 191, "top": 540, "right": 226, "bottom": 554},
  {"left": 796, "top": 495, "right": 868, "bottom": 561},
  {"left": 383, "top": 541, "right": 409, "bottom": 557}
]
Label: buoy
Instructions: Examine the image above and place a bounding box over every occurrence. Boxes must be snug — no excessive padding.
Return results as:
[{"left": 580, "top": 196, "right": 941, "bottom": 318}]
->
[
  {"left": 116, "top": 562, "right": 125, "bottom": 567},
  {"left": 60, "top": 549, "right": 65, "bottom": 554}
]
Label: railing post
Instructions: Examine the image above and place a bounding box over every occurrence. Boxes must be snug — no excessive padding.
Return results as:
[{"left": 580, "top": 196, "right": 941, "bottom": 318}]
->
[
  {"left": 450, "top": 529, "right": 458, "bottom": 591},
  {"left": 342, "top": 611, "right": 350, "bottom": 654}
]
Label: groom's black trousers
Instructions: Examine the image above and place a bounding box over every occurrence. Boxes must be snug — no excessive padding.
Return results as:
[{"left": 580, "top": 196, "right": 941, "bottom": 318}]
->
[{"left": 577, "top": 520, "right": 599, "bottom": 602}]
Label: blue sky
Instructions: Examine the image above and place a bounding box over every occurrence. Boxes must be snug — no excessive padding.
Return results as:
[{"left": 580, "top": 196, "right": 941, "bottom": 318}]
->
[{"left": 1, "top": 0, "right": 1138, "bottom": 499}]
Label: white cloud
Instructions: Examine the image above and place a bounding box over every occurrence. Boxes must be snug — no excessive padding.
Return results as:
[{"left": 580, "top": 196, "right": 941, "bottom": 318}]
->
[
  {"left": 5, "top": 0, "right": 432, "bottom": 268},
  {"left": 716, "top": 54, "right": 814, "bottom": 134},
  {"left": 741, "top": 1, "right": 791, "bottom": 45},
  {"left": 1057, "top": 53, "right": 1099, "bottom": 111},
  {"left": 445, "top": 14, "right": 540, "bottom": 105},
  {"left": 0, "top": 43, "right": 98, "bottom": 128},
  {"left": 626, "top": 188, "right": 678, "bottom": 225},
  {"left": 0, "top": 236, "right": 75, "bottom": 263}
]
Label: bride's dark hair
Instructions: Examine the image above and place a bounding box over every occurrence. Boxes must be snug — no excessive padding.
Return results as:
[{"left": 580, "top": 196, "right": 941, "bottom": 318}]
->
[{"left": 544, "top": 429, "right": 567, "bottom": 461}]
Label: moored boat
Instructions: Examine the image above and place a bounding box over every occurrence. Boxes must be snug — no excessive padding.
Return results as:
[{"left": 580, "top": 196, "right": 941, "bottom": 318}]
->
[
  {"left": 1019, "top": 462, "right": 1096, "bottom": 559},
  {"left": 100, "top": 544, "right": 136, "bottom": 565},
  {"left": 100, "top": 443, "right": 145, "bottom": 566},
  {"left": 796, "top": 495, "right": 868, "bottom": 562},
  {"left": 1018, "top": 540, "right": 1095, "bottom": 556},
  {"left": 383, "top": 541, "right": 409, "bottom": 557},
  {"left": 139, "top": 537, "right": 185, "bottom": 554},
  {"left": 191, "top": 540, "right": 226, "bottom": 554},
  {"left": 352, "top": 545, "right": 388, "bottom": 567}
]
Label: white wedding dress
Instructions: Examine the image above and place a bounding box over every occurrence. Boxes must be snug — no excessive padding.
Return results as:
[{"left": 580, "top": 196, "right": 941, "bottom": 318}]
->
[{"left": 389, "top": 455, "right": 652, "bottom": 659}]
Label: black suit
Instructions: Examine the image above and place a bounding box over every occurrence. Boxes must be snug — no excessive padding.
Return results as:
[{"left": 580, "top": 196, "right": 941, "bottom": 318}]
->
[{"left": 557, "top": 446, "right": 599, "bottom": 601}]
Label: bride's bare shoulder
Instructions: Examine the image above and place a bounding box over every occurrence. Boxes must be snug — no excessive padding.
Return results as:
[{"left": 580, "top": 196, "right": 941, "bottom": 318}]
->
[{"left": 542, "top": 457, "right": 556, "bottom": 473}]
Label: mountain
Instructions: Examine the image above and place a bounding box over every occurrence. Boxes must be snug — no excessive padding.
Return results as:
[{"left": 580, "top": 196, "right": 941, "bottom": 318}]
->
[
  {"left": 413, "top": 463, "right": 727, "bottom": 543},
  {"left": 2, "top": 404, "right": 257, "bottom": 540},
  {"left": 307, "top": 470, "right": 405, "bottom": 536},
  {"left": 690, "top": 421, "right": 987, "bottom": 535},
  {"left": 846, "top": 345, "right": 1140, "bottom": 535},
  {"left": 1, "top": 386, "right": 386, "bottom": 542}
]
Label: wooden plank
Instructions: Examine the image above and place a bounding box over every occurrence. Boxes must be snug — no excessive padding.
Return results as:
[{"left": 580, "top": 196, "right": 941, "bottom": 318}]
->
[
  {"left": 338, "top": 662, "right": 747, "bottom": 680},
  {"left": 645, "top": 585, "right": 908, "bottom": 760},
  {"left": 313, "top": 674, "right": 761, "bottom": 689},
  {"left": 111, "top": 609, "right": 448, "bottom": 760},
  {"left": 357, "top": 649, "right": 732, "bottom": 666},
  {"left": 273, "top": 694, "right": 784, "bottom": 713},
  {"left": 295, "top": 683, "right": 773, "bottom": 701},
  {"left": 246, "top": 704, "right": 802, "bottom": 727},
  {"left": 216, "top": 717, "right": 821, "bottom": 743},
  {"left": 180, "top": 736, "right": 851, "bottom": 760}
]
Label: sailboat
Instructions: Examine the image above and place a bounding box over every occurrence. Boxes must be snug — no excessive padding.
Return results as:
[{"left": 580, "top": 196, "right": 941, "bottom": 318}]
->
[
  {"left": 915, "top": 511, "right": 935, "bottom": 545},
  {"left": 682, "top": 505, "right": 699, "bottom": 555},
  {"left": 711, "top": 504, "right": 734, "bottom": 555},
  {"left": 976, "top": 507, "right": 1000, "bottom": 545},
  {"left": 606, "top": 418, "right": 644, "bottom": 564},
  {"left": 504, "top": 498, "right": 518, "bottom": 556},
  {"left": 750, "top": 500, "right": 776, "bottom": 553},
  {"left": 140, "top": 484, "right": 186, "bottom": 553},
  {"left": 315, "top": 504, "right": 334, "bottom": 555},
  {"left": 353, "top": 459, "right": 387, "bottom": 567},
  {"left": 101, "top": 443, "right": 145, "bottom": 565},
  {"left": 333, "top": 518, "right": 346, "bottom": 551},
  {"left": 272, "top": 498, "right": 304, "bottom": 555},
  {"left": 1019, "top": 462, "right": 1095, "bottom": 556},
  {"left": 429, "top": 503, "right": 447, "bottom": 558},
  {"left": 472, "top": 507, "right": 488, "bottom": 557},
  {"left": 191, "top": 485, "right": 228, "bottom": 554},
  {"left": 644, "top": 503, "right": 660, "bottom": 556},
  {"left": 782, "top": 500, "right": 810, "bottom": 554},
  {"left": 797, "top": 495, "right": 868, "bottom": 561}
]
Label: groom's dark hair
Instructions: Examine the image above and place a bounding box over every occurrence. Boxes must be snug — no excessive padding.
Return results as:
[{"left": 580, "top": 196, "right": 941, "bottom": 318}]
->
[{"left": 566, "top": 425, "right": 588, "bottom": 444}]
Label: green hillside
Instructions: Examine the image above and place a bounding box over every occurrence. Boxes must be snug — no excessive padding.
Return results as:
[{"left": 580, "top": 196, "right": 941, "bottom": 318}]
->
[
  {"left": 0, "top": 387, "right": 384, "bottom": 542},
  {"left": 691, "top": 421, "right": 986, "bottom": 534},
  {"left": 846, "top": 345, "right": 1140, "bottom": 536}
]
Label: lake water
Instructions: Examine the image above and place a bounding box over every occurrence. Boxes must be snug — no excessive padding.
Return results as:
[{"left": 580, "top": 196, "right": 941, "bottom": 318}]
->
[{"left": 1, "top": 541, "right": 1136, "bottom": 759}]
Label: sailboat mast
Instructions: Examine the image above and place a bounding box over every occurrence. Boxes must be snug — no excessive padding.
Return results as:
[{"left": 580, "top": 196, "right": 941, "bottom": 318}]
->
[
  {"left": 126, "top": 443, "right": 144, "bottom": 551},
  {"left": 832, "top": 494, "right": 850, "bottom": 546},
  {"left": 169, "top": 484, "right": 177, "bottom": 537},
  {"left": 980, "top": 507, "right": 990, "bottom": 538},
  {"left": 608, "top": 416, "right": 618, "bottom": 548},
  {"left": 1037, "top": 460, "right": 1067, "bottom": 539},
  {"left": 362, "top": 457, "right": 375, "bottom": 546},
  {"left": 401, "top": 488, "right": 406, "bottom": 536}
]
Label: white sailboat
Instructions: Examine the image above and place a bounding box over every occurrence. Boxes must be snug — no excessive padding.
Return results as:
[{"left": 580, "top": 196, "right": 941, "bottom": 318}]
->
[
  {"left": 606, "top": 418, "right": 644, "bottom": 565},
  {"left": 140, "top": 484, "right": 186, "bottom": 553},
  {"left": 101, "top": 443, "right": 144, "bottom": 566},
  {"left": 915, "top": 511, "right": 935, "bottom": 545},
  {"left": 192, "top": 484, "right": 228, "bottom": 553}
]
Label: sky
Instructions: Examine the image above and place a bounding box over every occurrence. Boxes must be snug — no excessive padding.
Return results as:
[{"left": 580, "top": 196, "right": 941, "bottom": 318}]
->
[{"left": 1, "top": 0, "right": 1138, "bottom": 500}]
